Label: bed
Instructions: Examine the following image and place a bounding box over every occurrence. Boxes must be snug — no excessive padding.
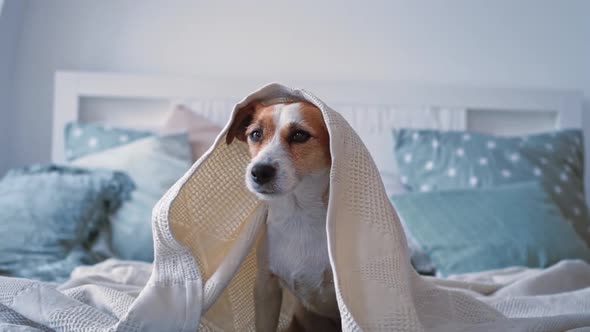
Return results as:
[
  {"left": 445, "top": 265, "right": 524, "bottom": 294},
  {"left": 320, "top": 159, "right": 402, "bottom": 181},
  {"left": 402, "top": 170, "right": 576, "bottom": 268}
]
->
[
  {"left": 52, "top": 71, "right": 590, "bottom": 274},
  {"left": 0, "top": 71, "right": 588, "bottom": 331}
]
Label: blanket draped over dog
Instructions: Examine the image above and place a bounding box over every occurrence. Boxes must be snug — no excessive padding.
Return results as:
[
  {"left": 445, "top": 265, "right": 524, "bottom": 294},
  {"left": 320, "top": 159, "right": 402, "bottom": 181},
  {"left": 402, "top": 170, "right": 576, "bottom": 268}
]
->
[{"left": 1, "top": 84, "right": 590, "bottom": 331}]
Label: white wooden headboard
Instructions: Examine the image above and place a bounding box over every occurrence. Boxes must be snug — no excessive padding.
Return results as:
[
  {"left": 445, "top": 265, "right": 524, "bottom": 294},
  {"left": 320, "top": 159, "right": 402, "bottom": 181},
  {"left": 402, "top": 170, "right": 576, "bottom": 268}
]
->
[
  {"left": 52, "top": 70, "right": 587, "bottom": 200},
  {"left": 53, "top": 71, "right": 584, "bottom": 161}
]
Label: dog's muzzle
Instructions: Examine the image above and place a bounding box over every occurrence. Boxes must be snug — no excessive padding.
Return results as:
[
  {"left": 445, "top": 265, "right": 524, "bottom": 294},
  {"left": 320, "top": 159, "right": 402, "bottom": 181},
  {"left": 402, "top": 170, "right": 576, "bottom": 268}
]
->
[{"left": 250, "top": 163, "right": 276, "bottom": 185}]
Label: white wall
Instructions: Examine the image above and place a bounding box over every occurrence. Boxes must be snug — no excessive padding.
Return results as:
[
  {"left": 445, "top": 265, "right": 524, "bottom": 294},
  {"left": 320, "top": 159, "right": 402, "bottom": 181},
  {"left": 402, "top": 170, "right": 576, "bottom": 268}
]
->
[
  {"left": 0, "top": 0, "right": 25, "bottom": 174},
  {"left": 4, "top": 0, "right": 590, "bottom": 173}
]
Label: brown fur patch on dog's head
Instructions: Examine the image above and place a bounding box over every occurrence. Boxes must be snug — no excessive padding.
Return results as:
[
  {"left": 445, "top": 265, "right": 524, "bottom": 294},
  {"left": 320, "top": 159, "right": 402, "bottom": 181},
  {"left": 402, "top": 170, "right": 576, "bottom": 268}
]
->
[
  {"left": 283, "top": 102, "right": 331, "bottom": 173},
  {"left": 226, "top": 102, "right": 258, "bottom": 145}
]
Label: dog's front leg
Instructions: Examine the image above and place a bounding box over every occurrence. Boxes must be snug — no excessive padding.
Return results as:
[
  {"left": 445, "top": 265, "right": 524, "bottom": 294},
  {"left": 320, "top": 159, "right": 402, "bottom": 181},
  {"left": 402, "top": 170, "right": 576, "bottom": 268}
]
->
[{"left": 255, "top": 233, "right": 283, "bottom": 332}]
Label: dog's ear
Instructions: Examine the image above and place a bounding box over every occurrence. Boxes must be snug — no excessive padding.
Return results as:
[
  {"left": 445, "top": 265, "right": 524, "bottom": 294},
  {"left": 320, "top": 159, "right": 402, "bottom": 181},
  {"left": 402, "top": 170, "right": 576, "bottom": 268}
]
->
[{"left": 226, "top": 103, "right": 256, "bottom": 145}]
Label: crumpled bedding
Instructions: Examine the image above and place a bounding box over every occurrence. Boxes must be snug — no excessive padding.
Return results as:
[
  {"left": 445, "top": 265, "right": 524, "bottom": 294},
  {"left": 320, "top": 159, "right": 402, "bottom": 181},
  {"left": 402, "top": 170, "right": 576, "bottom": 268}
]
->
[{"left": 1, "top": 259, "right": 589, "bottom": 331}]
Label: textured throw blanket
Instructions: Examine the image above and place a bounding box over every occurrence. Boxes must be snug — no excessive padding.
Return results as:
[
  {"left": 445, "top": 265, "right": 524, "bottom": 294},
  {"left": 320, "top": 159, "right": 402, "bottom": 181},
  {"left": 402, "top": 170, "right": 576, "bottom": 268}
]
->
[{"left": 1, "top": 84, "right": 590, "bottom": 331}]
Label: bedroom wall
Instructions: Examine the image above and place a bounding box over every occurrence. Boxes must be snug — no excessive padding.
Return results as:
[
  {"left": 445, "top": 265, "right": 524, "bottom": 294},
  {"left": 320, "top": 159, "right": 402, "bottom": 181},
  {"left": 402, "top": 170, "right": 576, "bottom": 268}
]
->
[
  {"left": 0, "top": 0, "right": 25, "bottom": 175},
  {"left": 3, "top": 0, "right": 590, "bottom": 174}
]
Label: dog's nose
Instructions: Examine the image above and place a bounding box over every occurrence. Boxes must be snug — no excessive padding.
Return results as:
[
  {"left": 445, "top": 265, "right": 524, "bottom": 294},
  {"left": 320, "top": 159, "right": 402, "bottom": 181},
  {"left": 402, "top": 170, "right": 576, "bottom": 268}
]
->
[{"left": 251, "top": 164, "right": 276, "bottom": 185}]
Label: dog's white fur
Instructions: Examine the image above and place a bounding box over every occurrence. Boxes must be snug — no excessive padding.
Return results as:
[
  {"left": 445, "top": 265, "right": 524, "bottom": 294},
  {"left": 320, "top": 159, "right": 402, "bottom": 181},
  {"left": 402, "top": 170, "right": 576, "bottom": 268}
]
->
[{"left": 244, "top": 104, "right": 339, "bottom": 331}]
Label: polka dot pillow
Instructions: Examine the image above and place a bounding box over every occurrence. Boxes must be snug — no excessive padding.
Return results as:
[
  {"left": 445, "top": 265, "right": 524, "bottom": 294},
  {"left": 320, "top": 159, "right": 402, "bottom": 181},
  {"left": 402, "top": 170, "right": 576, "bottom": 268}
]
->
[
  {"left": 393, "top": 128, "right": 590, "bottom": 246},
  {"left": 64, "top": 122, "right": 153, "bottom": 160}
]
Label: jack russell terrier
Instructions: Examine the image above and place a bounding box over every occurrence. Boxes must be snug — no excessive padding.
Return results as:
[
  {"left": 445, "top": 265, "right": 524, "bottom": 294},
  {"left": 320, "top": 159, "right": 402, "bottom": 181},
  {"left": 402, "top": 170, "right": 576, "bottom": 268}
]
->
[{"left": 227, "top": 101, "right": 340, "bottom": 331}]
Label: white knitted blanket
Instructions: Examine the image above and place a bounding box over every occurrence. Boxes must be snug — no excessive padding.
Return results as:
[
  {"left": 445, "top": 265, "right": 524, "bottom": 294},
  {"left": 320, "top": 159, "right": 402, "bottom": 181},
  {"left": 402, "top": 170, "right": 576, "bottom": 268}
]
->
[{"left": 1, "top": 84, "right": 590, "bottom": 331}]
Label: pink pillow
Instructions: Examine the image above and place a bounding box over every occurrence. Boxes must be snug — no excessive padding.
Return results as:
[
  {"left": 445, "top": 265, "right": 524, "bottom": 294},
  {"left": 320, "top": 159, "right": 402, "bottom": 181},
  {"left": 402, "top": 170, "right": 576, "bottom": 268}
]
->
[{"left": 162, "top": 105, "right": 222, "bottom": 161}]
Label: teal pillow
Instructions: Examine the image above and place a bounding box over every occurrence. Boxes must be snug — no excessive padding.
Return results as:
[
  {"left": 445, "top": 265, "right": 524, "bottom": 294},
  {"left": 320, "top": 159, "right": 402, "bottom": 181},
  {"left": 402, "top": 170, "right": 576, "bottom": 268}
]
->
[
  {"left": 72, "top": 133, "right": 192, "bottom": 262},
  {"left": 393, "top": 128, "right": 590, "bottom": 246},
  {"left": 65, "top": 122, "right": 153, "bottom": 160},
  {"left": 0, "top": 165, "right": 134, "bottom": 282},
  {"left": 391, "top": 182, "right": 590, "bottom": 276}
]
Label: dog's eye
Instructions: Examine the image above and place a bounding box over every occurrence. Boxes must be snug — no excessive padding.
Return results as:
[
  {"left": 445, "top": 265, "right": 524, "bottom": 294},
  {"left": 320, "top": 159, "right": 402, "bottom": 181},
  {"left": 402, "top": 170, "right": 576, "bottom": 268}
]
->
[
  {"left": 290, "top": 130, "right": 311, "bottom": 143},
  {"left": 249, "top": 129, "right": 262, "bottom": 142}
]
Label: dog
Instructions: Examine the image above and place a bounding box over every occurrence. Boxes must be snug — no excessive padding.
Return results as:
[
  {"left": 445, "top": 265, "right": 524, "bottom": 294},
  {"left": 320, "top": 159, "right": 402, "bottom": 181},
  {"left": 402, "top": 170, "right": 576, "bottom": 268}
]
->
[{"left": 227, "top": 101, "right": 340, "bottom": 331}]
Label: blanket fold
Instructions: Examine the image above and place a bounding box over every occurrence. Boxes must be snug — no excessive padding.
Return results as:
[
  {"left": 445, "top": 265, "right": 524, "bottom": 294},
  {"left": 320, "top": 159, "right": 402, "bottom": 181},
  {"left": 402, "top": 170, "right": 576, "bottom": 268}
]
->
[{"left": 0, "top": 83, "right": 589, "bottom": 331}]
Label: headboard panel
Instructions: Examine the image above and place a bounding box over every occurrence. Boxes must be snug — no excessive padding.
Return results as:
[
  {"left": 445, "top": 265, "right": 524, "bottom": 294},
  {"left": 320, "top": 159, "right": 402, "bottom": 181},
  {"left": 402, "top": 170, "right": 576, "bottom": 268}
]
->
[{"left": 53, "top": 71, "right": 584, "bottom": 162}]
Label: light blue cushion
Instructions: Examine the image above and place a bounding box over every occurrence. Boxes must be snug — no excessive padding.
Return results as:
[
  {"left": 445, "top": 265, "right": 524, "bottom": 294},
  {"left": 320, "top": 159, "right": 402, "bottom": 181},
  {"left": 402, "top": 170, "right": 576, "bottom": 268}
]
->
[
  {"left": 73, "top": 133, "right": 192, "bottom": 262},
  {"left": 64, "top": 122, "right": 153, "bottom": 160},
  {"left": 393, "top": 128, "right": 590, "bottom": 246},
  {"left": 0, "top": 165, "right": 134, "bottom": 282},
  {"left": 391, "top": 182, "right": 590, "bottom": 276}
]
